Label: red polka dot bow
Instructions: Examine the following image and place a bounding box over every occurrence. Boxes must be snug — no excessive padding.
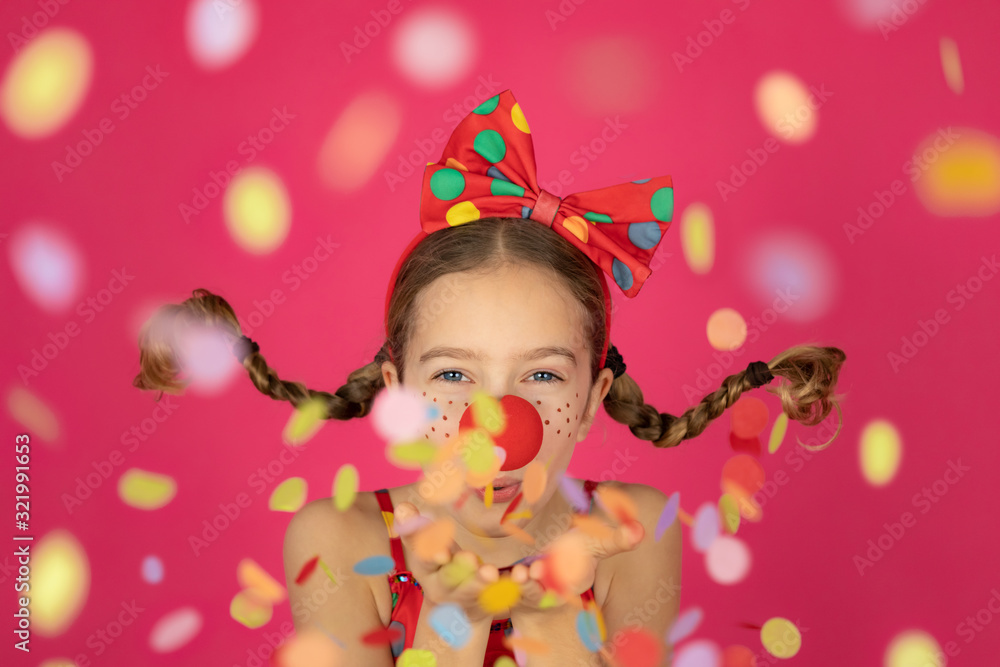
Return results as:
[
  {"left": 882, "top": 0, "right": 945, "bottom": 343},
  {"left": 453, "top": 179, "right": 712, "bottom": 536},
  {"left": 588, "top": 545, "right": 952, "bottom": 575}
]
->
[{"left": 385, "top": 89, "right": 675, "bottom": 367}]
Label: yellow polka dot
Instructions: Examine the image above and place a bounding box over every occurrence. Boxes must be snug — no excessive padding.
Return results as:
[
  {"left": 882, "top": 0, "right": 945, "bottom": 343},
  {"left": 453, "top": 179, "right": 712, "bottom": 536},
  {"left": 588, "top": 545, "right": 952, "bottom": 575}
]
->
[
  {"left": 445, "top": 157, "right": 468, "bottom": 171},
  {"left": 446, "top": 201, "right": 480, "bottom": 226},
  {"left": 562, "top": 215, "right": 589, "bottom": 242},
  {"left": 914, "top": 127, "right": 1000, "bottom": 217},
  {"left": 761, "top": 617, "right": 801, "bottom": 658},
  {"left": 511, "top": 103, "right": 530, "bottom": 133}
]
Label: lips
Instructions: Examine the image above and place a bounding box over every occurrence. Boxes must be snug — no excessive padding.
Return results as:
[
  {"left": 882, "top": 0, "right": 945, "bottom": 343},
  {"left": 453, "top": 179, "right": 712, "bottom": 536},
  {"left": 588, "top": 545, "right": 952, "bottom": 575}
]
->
[{"left": 488, "top": 476, "right": 520, "bottom": 489}]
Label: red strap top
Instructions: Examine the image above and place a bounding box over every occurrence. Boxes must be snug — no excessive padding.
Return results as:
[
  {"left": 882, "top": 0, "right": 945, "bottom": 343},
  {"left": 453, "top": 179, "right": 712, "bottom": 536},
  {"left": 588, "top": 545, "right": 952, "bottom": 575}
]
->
[{"left": 374, "top": 480, "right": 603, "bottom": 665}]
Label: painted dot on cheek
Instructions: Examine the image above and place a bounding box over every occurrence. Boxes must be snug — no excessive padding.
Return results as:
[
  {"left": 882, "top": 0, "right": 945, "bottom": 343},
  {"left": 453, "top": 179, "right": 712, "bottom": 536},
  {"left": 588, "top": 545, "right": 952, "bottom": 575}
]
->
[
  {"left": 566, "top": 403, "right": 570, "bottom": 408},
  {"left": 557, "top": 408, "right": 561, "bottom": 412},
  {"left": 536, "top": 401, "right": 541, "bottom": 405},
  {"left": 443, "top": 416, "right": 448, "bottom": 420},
  {"left": 557, "top": 430, "right": 561, "bottom": 434},
  {"left": 545, "top": 420, "right": 549, "bottom": 425}
]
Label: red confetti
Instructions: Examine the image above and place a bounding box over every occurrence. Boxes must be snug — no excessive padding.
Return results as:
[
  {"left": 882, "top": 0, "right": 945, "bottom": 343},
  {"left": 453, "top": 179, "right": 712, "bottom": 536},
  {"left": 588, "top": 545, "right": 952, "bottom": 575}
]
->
[
  {"left": 729, "top": 431, "right": 762, "bottom": 457},
  {"left": 730, "top": 396, "right": 768, "bottom": 439},
  {"left": 614, "top": 627, "right": 664, "bottom": 667},
  {"left": 295, "top": 555, "right": 319, "bottom": 585},
  {"left": 361, "top": 625, "right": 403, "bottom": 645},
  {"left": 500, "top": 491, "right": 523, "bottom": 523}
]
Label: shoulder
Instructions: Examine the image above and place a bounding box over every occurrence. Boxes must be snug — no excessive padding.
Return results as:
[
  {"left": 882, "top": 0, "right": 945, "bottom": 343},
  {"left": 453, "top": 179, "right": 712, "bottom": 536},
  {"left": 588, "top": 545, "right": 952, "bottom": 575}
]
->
[{"left": 283, "top": 490, "right": 389, "bottom": 558}]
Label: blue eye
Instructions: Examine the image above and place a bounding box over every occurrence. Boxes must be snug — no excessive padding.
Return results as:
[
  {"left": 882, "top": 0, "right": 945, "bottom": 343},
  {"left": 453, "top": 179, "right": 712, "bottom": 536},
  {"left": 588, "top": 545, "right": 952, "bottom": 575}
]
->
[{"left": 432, "top": 370, "right": 563, "bottom": 384}]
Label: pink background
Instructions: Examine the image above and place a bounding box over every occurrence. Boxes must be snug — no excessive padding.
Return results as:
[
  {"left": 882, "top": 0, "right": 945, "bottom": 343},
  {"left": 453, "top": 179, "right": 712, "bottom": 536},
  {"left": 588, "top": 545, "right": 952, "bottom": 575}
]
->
[{"left": 2, "top": 0, "right": 999, "bottom": 665}]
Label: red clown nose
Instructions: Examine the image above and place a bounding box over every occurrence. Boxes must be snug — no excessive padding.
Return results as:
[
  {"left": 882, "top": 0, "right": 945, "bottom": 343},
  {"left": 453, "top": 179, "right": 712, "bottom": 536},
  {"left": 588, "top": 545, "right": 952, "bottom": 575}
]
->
[{"left": 458, "top": 395, "right": 544, "bottom": 471}]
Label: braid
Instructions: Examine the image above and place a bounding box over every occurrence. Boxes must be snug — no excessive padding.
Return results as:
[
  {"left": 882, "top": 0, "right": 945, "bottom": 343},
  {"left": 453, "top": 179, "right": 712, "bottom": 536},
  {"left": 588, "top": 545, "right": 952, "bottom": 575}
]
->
[{"left": 602, "top": 344, "right": 846, "bottom": 450}]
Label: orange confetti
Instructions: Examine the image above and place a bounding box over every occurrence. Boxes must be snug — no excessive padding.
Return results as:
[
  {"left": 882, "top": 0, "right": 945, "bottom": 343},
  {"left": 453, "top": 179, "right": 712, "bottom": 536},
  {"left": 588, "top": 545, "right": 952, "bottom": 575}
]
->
[
  {"left": 412, "top": 517, "right": 455, "bottom": 562},
  {"left": 594, "top": 485, "right": 638, "bottom": 524},
  {"left": 503, "top": 636, "right": 550, "bottom": 655},
  {"left": 731, "top": 396, "right": 769, "bottom": 438},
  {"left": 499, "top": 521, "right": 536, "bottom": 545},
  {"left": 421, "top": 461, "right": 466, "bottom": 505},
  {"left": 548, "top": 531, "right": 591, "bottom": 592},
  {"left": 523, "top": 461, "right": 547, "bottom": 504},
  {"left": 237, "top": 558, "right": 286, "bottom": 603},
  {"left": 571, "top": 515, "right": 615, "bottom": 541}
]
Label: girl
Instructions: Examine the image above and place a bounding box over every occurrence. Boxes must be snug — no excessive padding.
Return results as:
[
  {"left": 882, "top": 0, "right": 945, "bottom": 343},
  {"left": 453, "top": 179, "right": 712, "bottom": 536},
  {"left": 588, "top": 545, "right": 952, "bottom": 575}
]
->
[{"left": 133, "top": 90, "right": 845, "bottom": 666}]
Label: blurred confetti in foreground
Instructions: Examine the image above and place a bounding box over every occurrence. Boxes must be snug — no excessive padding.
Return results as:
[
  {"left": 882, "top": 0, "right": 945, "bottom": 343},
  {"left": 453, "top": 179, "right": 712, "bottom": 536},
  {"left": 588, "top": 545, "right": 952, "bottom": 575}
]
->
[
  {"left": 27, "top": 529, "right": 90, "bottom": 636},
  {"left": 318, "top": 91, "right": 402, "bottom": 191},
  {"left": 912, "top": 127, "right": 1000, "bottom": 217},
  {"left": 8, "top": 223, "right": 84, "bottom": 315},
  {"left": 7, "top": 387, "right": 61, "bottom": 444},
  {"left": 224, "top": 166, "right": 292, "bottom": 254},
  {"left": 185, "top": 0, "right": 259, "bottom": 70}
]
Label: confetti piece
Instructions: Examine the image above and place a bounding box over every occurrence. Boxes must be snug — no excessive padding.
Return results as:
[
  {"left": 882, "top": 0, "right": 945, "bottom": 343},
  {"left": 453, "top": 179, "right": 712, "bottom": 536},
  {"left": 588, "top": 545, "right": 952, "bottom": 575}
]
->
[
  {"left": 318, "top": 559, "right": 339, "bottom": 585},
  {"left": 29, "top": 529, "right": 89, "bottom": 636},
  {"left": 666, "top": 606, "right": 703, "bottom": 645},
  {"left": 500, "top": 491, "right": 523, "bottom": 522},
  {"left": 142, "top": 555, "right": 164, "bottom": 584},
  {"left": 361, "top": 624, "right": 403, "bottom": 645},
  {"left": 118, "top": 468, "right": 177, "bottom": 510},
  {"left": 692, "top": 503, "right": 720, "bottom": 553},
  {"left": 461, "top": 427, "right": 498, "bottom": 473},
  {"left": 412, "top": 517, "right": 455, "bottom": 562},
  {"left": 860, "top": 419, "right": 902, "bottom": 486},
  {"left": 523, "top": 460, "right": 547, "bottom": 504},
  {"left": 718, "top": 494, "right": 741, "bottom": 534},
  {"left": 655, "top": 492, "right": 680, "bottom": 541},
  {"left": 913, "top": 127, "right": 1000, "bottom": 217},
  {"left": 237, "top": 558, "right": 286, "bottom": 603},
  {"left": 548, "top": 531, "right": 591, "bottom": 592},
  {"left": 294, "top": 556, "right": 319, "bottom": 585},
  {"left": 274, "top": 626, "right": 344, "bottom": 666},
  {"left": 387, "top": 441, "right": 440, "bottom": 469},
  {"left": 499, "top": 521, "right": 536, "bottom": 545},
  {"left": 353, "top": 555, "right": 396, "bottom": 576},
  {"left": 230, "top": 589, "right": 272, "bottom": 629},
  {"left": 332, "top": 464, "right": 359, "bottom": 511},
  {"left": 493, "top": 658, "right": 517, "bottom": 667},
  {"left": 394, "top": 514, "right": 432, "bottom": 536},
  {"left": 504, "top": 510, "right": 532, "bottom": 521},
  {"left": 673, "top": 639, "right": 722, "bottom": 667},
  {"left": 731, "top": 396, "right": 768, "bottom": 438},
  {"left": 269, "top": 477, "right": 307, "bottom": 512},
  {"left": 538, "top": 590, "right": 563, "bottom": 609},
  {"left": 614, "top": 627, "right": 664, "bottom": 667},
  {"left": 729, "top": 431, "right": 761, "bottom": 457},
  {"left": 572, "top": 514, "right": 615, "bottom": 541},
  {"left": 479, "top": 578, "right": 521, "bottom": 614},
  {"left": 706, "top": 535, "right": 752, "bottom": 585},
  {"left": 484, "top": 483, "right": 493, "bottom": 508},
  {"left": 576, "top": 609, "right": 602, "bottom": 651},
  {"left": 372, "top": 386, "right": 434, "bottom": 443},
  {"left": 720, "top": 455, "right": 765, "bottom": 498},
  {"left": 282, "top": 397, "right": 327, "bottom": 446},
  {"left": 767, "top": 412, "right": 789, "bottom": 454},
  {"left": 593, "top": 485, "right": 637, "bottom": 525},
  {"left": 559, "top": 474, "right": 591, "bottom": 512},
  {"left": 470, "top": 389, "right": 506, "bottom": 434},
  {"left": 760, "top": 617, "right": 801, "bottom": 658},
  {"left": 422, "top": 461, "right": 466, "bottom": 505},
  {"left": 885, "top": 630, "right": 943, "bottom": 667},
  {"left": 8, "top": 387, "right": 60, "bottom": 443},
  {"left": 439, "top": 558, "right": 477, "bottom": 588},
  {"left": 707, "top": 307, "right": 747, "bottom": 351},
  {"left": 720, "top": 479, "right": 762, "bottom": 523},
  {"left": 939, "top": 37, "right": 964, "bottom": 95},
  {"left": 149, "top": 606, "right": 203, "bottom": 653},
  {"left": 503, "top": 635, "right": 549, "bottom": 655},
  {"left": 722, "top": 645, "right": 755, "bottom": 667},
  {"left": 430, "top": 603, "right": 471, "bottom": 648}
]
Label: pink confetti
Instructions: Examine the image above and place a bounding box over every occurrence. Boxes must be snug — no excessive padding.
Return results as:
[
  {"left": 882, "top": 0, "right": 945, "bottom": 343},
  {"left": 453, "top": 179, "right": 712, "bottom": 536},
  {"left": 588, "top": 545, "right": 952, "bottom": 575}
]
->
[{"left": 655, "top": 491, "right": 680, "bottom": 541}]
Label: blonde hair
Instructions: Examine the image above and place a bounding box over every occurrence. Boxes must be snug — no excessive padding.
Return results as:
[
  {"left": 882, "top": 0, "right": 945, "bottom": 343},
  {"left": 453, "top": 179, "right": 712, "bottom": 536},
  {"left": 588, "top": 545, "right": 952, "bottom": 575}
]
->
[{"left": 134, "top": 217, "right": 846, "bottom": 449}]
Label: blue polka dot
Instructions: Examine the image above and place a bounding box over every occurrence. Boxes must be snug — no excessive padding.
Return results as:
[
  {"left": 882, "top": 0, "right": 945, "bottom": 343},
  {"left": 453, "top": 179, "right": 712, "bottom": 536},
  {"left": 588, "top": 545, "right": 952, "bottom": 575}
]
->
[
  {"left": 628, "top": 221, "right": 661, "bottom": 249},
  {"left": 487, "top": 166, "right": 511, "bottom": 182},
  {"left": 389, "top": 620, "right": 406, "bottom": 657},
  {"left": 612, "top": 258, "right": 633, "bottom": 291},
  {"left": 353, "top": 555, "right": 396, "bottom": 575},
  {"left": 521, "top": 205, "right": 533, "bottom": 219},
  {"left": 576, "top": 610, "right": 602, "bottom": 652},
  {"left": 430, "top": 603, "right": 471, "bottom": 648},
  {"left": 142, "top": 555, "right": 163, "bottom": 584},
  {"left": 632, "top": 178, "right": 651, "bottom": 184}
]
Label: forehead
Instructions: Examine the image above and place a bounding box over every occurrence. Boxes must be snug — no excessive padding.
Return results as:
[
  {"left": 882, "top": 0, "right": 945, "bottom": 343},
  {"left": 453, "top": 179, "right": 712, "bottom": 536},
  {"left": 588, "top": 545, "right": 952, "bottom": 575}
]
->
[{"left": 409, "top": 267, "right": 587, "bottom": 359}]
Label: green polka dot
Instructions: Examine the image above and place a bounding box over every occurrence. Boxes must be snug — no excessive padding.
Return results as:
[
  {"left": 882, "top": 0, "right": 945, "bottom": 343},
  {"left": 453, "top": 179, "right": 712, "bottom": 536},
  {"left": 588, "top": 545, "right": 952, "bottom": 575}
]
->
[
  {"left": 473, "top": 95, "right": 500, "bottom": 115},
  {"left": 429, "top": 168, "right": 465, "bottom": 200},
  {"left": 584, "top": 211, "right": 613, "bottom": 224},
  {"left": 650, "top": 187, "right": 674, "bottom": 221},
  {"left": 474, "top": 129, "right": 506, "bottom": 164},
  {"left": 490, "top": 179, "right": 524, "bottom": 197}
]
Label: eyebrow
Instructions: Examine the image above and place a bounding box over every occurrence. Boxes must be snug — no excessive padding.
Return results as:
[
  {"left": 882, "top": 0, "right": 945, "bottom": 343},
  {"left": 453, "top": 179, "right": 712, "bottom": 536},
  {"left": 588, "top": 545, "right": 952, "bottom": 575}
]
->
[{"left": 418, "top": 345, "right": 578, "bottom": 366}]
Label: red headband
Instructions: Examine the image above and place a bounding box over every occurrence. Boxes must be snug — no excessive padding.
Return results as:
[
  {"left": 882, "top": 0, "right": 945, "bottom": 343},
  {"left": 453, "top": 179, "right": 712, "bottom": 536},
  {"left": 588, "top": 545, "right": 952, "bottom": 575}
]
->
[{"left": 383, "top": 90, "right": 674, "bottom": 371}]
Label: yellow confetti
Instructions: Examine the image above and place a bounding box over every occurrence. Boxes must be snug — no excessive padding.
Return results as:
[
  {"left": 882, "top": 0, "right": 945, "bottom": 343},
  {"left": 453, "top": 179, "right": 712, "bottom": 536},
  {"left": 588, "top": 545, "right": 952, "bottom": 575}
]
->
[
  {"left": 461, "top": 427, "right": 498, "bottom": 473},
  {"left": 283, "top": 397, "right": 327, "bottom": 446},
  {"left": 768, "top": 412, "right": 789, "bottom": 454},
  {"left": 269, "top": 477, "right": 307, "bottom": 512},
  {"left": 332, "top": 464, "right": 359, "bottom": 511},
  {"left": 398, "top": 648, "right": 437, "bottom": 666},
  {"left": 538, "top": 590, "right": 564, "bottom": 609},
  {"left": 230, "top": 589, "right": 272, "bottom": 629},
  {"left": 523, "top": 460, "right": 547, "bottom": 504},
  {"left": 885, "top": 630, "right": 942, "bottom": 667},
  {"left": 859, "top": 419, "right": 902, "bottom": 486},
  {"left": 479, "top": 578, "right": 521, "bottom": 614},
  {"left": 484, "top": 483, "right": 493, "bottom": 508},
  {"left": 439, "top": 558, "right": 477, "bottom": 588},
  {"left": 504, "top": 510, "right": 532, "bottom": 521},
  {"left": 761, "top": 617, "right": 801, "bottom": 658},
  {"left": 27, "top": 529, "right": 89, "bottom": 637},
  {"left": 237, "top": 558, "right": 286, "bottom": 603},
  {"left": 721, "top": 479, "right": 762, "bottom": 523},
  {"left": 470, "top": 390, "right": 506, "bottom": 434},
  {"left": 718, "top": 493, "right": 741, "bottom": 534},
  {"left": 118, "top": 468, "right": 177, "bottom": 510},
  {"left": 499, "top": 521, "right": 536, "bottom": 545},
  {"left": 680, "top": 202, "right": 715, "bottom": 274},
  {"left": 493, "top": 657, "right": 517, "bottom": 667},
  {"left": 388, "top": 440, "right": 439, "bottom": 468}
]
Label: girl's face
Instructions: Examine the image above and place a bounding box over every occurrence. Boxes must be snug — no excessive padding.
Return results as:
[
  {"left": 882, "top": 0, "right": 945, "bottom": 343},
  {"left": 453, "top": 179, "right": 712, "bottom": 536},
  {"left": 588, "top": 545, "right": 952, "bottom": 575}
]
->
[{"left": 381, "top": 264, "right": 615, "bottom": 535}]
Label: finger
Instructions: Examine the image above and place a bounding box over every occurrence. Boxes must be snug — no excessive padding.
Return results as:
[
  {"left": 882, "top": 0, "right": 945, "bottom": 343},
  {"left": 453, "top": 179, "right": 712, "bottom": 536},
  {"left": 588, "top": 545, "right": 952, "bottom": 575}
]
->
[
  {"left": 511, "top": 563, "right": 528, "bottom": 584},
  {"left": 478, "top": 563, "right": 499, "bottom": 582}
]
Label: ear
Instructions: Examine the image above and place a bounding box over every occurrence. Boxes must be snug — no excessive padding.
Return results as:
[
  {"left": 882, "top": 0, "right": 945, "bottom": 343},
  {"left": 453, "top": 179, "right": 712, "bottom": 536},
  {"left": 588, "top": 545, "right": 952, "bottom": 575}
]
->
[
  {"left": 576, "top": 367, "right": 615, "bottom": 442},
  {"left": 381, "top": 360, "right": 400, "bottom": 389}
]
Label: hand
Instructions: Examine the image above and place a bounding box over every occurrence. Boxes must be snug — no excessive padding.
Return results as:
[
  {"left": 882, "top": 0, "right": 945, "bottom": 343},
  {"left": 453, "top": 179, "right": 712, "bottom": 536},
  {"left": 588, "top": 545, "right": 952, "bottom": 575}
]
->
[
  {"left": 509, "top": 518, "right": 645, "bottom": 616},
  {"left": 393, "top": 502, "right": 502, "bottom": 625}
]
